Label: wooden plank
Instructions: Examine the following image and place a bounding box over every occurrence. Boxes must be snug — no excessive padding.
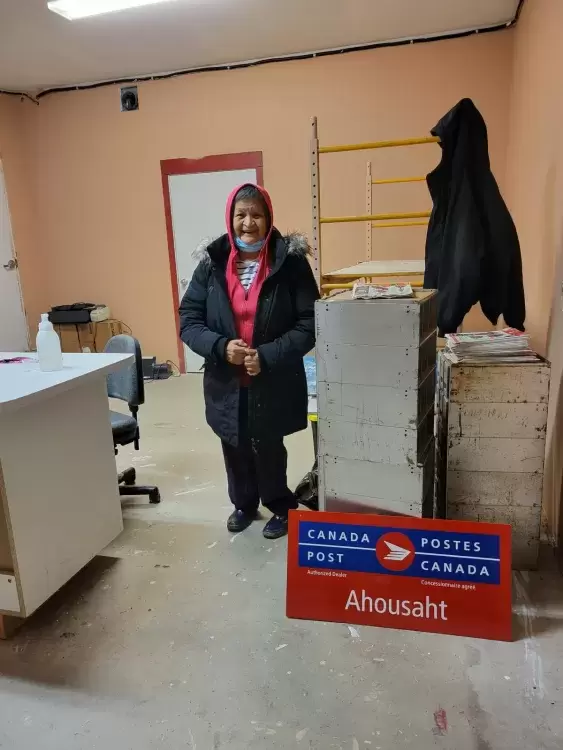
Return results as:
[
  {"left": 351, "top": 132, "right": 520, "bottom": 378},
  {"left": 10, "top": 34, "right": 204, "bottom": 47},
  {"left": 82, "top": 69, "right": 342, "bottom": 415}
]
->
[
  {"left": 448, "top": 502, "right": 540, "bottom": 570},
  {"left": 324, "top": 490, "right": 424, "bottom": 517},
  {"left": 317, "top": 342, "right": 417, "bottom": 388},
  {"left": 317, "top": 339, "right": 434, "bottom": 389},
  {"left": 0, "top": 465, "right": 14, "bottom": 572},
  {"left": 317, "top": 380, "right": 418, "bottom": 428},
  {"left": 448, "top": 402, "right": 548, "bottom": 439},
  {"left": 434, "top": 352, "right": 451, "bottom": 518},
  {"left": 321, "top": 449, "right": 433, "bottom": 505},
  {"left": 419, "top": 334, "right": 438, "bottom": 386},
  {"left": 448, "top": 502, "right": 540, "bottom": 526},
  {"left": 319, "top": 411, "right": 433, "bottom": 466},
  {"left": 510, "top": 545, "right": 540, "bottom": 571},
  {"left": 450, "top": 363, "right": 550, "bottom": 404},
  {"left": 319, "top": 456, "right": 428, "bottom": 516},
  {"left": 325, "top": 259, "right": 425, "bottom": 277},
  {"left": 419, "top": 294, "right": 438, "bottom": 342},
  {"left": 447, "top": 470, "right": 542, "bottom": 508},
  {"left": 317, "top": 370, "right": 434, "bottom": 429},
  {"left": 447, "top": 437, "right": 546, "bottom": 473},
  {"left": 316, "top": 296, "right": 431, "bottom": 347},
  {"left": 0, "top": 615, "right": 23, "bottom": 639},
  {"left": 0, "top": 573, "right": 20, "bottom": 613}
]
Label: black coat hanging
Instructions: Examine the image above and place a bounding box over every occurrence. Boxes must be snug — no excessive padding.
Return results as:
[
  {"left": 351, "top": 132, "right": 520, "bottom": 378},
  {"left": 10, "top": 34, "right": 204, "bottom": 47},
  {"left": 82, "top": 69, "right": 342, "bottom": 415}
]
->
[{"left": 424, "top": 98, "right": 526, "bottom": 335}]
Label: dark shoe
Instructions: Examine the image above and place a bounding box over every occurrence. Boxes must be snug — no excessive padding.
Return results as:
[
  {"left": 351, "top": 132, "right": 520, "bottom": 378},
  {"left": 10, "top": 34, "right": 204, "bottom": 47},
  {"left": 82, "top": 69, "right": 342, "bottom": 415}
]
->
[
  {"left": 227, "top": 509, "right": 257, "bottom": 533},
  {"left": 263, "top": 515, "right": 289, "bottom": 540}
]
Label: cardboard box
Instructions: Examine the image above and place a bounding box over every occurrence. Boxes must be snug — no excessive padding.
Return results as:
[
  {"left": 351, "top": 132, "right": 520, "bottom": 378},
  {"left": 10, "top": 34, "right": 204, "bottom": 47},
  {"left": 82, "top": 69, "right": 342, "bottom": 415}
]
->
[
  {"left": 57, "top": 326, "right": 81, "bottom": 353},
  {"left": 55, "top": 320, "right": 124, "bottom": 353}
]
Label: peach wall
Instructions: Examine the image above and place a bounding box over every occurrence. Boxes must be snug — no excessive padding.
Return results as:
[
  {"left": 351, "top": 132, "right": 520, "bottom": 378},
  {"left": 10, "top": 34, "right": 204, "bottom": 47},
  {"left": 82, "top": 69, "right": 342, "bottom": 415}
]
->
[
  {"left": 505, "top": 0, "right": 563, "bottom": 544},
  {"left": 1, "top": 31, "right": 513, "bottom": 364}
]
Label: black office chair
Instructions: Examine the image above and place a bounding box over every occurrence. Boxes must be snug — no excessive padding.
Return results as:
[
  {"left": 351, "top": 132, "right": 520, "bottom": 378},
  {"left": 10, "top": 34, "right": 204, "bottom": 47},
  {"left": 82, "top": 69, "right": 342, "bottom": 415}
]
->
[{"left": 104, "top": 335, "right": 161, "bottom": 504}]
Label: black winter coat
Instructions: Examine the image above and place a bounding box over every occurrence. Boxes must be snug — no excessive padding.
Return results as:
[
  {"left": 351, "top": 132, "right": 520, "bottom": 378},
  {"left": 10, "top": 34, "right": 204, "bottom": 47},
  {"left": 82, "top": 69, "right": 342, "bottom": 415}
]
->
[
  {"left": 179, "top": 230, "right": 319, "bottom": 446},
  {"left": 424, "top": 98, "right": 526, "bottom": 334}
]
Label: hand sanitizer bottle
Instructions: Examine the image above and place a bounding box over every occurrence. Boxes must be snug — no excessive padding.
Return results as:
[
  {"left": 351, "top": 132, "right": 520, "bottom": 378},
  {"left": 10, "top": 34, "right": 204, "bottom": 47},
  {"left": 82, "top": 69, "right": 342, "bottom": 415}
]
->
[{"left": 36, "top": 314, "right": 63, "bottom": 372}]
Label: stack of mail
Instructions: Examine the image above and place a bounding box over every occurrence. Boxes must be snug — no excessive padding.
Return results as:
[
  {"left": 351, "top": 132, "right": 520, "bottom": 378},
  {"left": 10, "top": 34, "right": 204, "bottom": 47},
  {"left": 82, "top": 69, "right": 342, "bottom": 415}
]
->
[{"left": 444, "top": 329, "right": 538, "bottom": 363}]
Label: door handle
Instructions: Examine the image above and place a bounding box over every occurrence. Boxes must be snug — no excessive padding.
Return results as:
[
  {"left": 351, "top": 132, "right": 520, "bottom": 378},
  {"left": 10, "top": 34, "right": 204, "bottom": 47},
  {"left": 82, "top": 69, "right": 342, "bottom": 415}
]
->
[
  {"left": 2, "top": 258, "right": 18, "bottom": 271},
  {"left": 180, "top": 277, "right": 188, "bottom": 288}
]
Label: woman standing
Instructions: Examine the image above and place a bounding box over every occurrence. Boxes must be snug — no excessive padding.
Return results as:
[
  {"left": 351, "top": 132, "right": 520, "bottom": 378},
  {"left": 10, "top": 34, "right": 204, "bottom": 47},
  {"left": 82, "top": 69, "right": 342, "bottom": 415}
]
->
[{"left": 179, "top": 184, "right": 319, "bottom": 539}]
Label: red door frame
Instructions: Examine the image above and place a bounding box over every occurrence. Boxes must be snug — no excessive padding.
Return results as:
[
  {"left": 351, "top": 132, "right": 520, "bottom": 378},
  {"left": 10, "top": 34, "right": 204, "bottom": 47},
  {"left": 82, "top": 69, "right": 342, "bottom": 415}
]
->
[{"left": 161, "top": 151, "right": 264, "bottom": 372}]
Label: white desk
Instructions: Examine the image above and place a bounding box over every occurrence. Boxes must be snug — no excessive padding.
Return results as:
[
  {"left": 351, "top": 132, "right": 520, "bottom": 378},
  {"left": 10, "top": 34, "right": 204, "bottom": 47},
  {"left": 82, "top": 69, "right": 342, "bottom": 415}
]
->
[{"left": 0, "top": 353, "right": 132, "bottom": 634}]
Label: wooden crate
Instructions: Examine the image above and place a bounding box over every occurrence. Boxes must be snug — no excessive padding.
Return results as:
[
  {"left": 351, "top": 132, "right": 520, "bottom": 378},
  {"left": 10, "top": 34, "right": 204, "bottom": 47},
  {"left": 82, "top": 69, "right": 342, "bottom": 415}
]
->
[
  {"left": 316, "top": 290, "right": 437, "bottom": 517},
  {"left": 319, "top": 440, "right": 435, "bottom": 517},
  {"left": 436, "top": 352, "right": 550, "bottom": 569}
]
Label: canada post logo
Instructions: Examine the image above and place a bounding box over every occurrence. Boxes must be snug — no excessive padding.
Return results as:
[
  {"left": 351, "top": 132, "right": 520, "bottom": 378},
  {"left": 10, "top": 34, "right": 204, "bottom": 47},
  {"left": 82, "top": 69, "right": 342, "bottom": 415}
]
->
[
  {"left": 298, "top": 521, "right": 501, "bottom": 584},
  {"left": 375, "top": 532, "right": 415, "bottom": 572}
]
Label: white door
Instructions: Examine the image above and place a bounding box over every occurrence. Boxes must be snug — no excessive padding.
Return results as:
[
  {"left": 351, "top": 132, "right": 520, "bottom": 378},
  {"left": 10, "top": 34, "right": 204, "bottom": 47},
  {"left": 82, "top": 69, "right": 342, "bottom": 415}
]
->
[
  {"left": 169, "top": 168, "right": 257, "bottom": 372},
  {"left": 0, "top": 162, "right": 28, "bottom": 351}
]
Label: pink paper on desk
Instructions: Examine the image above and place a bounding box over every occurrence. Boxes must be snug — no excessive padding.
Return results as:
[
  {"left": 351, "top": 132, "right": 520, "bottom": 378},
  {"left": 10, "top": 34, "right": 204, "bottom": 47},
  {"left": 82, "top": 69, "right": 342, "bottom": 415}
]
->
[{"left": 0, "top": 357, "right": 35, "bottom": 364}]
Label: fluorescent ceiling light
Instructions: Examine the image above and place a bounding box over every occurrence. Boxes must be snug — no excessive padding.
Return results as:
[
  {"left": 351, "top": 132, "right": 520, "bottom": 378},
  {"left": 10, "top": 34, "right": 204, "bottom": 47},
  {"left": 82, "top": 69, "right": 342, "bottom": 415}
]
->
[{"left": 47, "top": 0, "right": 182, "bottom": 21}]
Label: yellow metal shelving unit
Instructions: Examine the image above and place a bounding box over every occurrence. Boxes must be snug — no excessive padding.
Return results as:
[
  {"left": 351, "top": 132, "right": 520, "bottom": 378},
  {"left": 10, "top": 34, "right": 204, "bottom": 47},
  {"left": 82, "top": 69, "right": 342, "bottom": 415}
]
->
[{"left": 310, "top": 117, "right": 439, "bottom": 294}]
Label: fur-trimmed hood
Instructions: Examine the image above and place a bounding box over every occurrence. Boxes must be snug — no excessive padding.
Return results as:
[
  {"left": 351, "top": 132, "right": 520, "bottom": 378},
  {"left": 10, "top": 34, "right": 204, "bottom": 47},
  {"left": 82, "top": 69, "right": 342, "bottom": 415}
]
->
[{"left": 193, "top": 230, "right": 311, "bottom": 266}]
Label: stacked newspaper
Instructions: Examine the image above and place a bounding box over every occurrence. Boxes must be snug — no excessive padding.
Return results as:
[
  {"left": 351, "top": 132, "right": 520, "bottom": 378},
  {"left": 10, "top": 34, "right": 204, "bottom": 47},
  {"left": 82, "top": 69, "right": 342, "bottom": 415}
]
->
[
  {"left": 352, "top": 282, "right": 413, "bottom": 300},
  {"left": 444, "top": 328, "right": 538, "bottom": 363}
]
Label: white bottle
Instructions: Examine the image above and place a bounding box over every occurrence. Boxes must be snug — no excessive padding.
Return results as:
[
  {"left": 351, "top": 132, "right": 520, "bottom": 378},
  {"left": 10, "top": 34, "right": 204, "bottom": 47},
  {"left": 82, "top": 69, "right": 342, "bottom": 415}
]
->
[{"left": 36, "top": 313, "right": 63, "bottom": 372}]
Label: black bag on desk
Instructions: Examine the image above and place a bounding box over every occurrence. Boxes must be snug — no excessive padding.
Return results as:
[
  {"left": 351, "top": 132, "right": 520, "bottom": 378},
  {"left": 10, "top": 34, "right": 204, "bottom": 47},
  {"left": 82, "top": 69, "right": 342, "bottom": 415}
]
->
[{"left": 49, "top": 303, "right": 97, "bottom": 324}]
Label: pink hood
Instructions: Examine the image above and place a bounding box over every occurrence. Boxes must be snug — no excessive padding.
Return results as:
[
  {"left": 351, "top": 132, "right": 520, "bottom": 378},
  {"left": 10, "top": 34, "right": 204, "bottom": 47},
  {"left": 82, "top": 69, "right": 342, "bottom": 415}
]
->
[{"left": 225, "top": 183, "right": 274, "bottom": 252}]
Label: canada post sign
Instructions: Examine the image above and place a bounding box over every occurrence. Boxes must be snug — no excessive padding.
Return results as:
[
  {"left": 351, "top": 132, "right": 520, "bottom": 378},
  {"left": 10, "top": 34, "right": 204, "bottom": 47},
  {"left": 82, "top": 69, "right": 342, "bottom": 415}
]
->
[{"left": 286, "top": 511, "right": 512, "bottom": 641}]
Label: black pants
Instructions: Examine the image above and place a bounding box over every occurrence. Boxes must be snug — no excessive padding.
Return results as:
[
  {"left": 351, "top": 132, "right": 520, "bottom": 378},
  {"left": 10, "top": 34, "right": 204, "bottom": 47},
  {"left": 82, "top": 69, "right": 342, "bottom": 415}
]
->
[{"left": 221, "top": 389, "right": 298, "bottom": 517}]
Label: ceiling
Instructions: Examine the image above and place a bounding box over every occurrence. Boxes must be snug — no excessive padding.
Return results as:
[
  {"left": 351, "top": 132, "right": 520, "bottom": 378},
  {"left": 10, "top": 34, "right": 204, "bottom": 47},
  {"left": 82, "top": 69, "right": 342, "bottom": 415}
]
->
[{"left": 0, "top": 0, "right": 520, "bottom": 93}]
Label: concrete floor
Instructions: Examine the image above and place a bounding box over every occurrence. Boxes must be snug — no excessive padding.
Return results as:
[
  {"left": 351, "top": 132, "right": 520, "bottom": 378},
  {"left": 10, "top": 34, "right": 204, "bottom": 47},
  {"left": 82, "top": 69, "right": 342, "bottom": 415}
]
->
[{"left": 1, "top": 375, "right": 563, "bottom": 749}]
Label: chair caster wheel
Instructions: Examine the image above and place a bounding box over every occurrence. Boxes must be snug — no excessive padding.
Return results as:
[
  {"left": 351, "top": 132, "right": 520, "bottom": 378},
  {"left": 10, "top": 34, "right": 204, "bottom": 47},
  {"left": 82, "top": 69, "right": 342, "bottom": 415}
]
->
[
  {"left": 149, "top": 489, "right": 161, "bottom": 504},
  {"left": 122, "top": 468, "right": 136, "bottom": 485}
]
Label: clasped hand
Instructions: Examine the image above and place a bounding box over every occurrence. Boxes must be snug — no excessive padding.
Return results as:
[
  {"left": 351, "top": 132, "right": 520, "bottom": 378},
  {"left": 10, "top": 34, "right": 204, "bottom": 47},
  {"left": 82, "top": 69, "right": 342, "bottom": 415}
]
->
[{"left": 226, "top": 339, "right": 261, "bottom": 376}]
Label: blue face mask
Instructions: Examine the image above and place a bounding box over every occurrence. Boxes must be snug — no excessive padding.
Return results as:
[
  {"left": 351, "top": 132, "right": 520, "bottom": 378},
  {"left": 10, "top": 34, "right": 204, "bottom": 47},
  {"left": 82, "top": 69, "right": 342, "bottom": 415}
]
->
[{"left": 235, "top": 236, "right": 265, "bottom": 253}]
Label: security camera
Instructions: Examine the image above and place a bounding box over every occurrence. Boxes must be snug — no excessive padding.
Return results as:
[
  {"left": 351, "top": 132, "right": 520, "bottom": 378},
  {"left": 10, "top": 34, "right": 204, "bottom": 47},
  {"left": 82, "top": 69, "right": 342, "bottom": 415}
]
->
[{"left": 120, "top": 86, "right": 139, "bottom": 112}]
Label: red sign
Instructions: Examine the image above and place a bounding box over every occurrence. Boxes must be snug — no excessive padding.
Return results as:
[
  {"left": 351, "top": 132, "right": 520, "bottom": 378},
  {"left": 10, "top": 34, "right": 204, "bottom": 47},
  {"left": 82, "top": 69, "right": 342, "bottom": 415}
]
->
[{"left": 286, "top": 511, "right": 512, "bottom": 641}]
